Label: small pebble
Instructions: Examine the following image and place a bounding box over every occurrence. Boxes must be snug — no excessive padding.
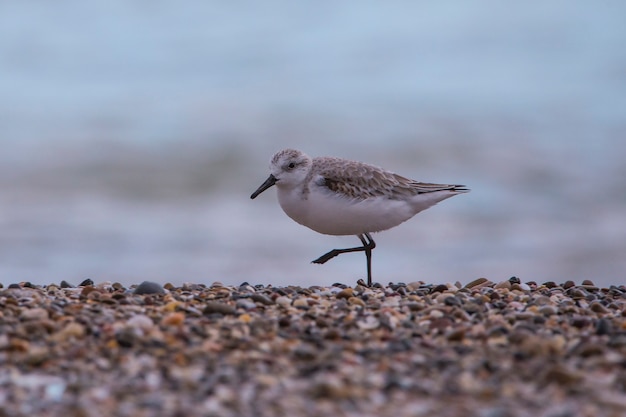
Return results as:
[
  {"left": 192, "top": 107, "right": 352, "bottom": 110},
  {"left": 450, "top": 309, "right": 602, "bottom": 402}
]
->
[
  {"left": 508, "top": 276, "right": 521, "bottom": 284},
  {"left": 134, "top": 281, "right": 166, "bottom": 295},
  {"left": 431, "top": 284, "right": 449, "bottom": 294},
  {"left": 589, "top": 301, "right": 608, "bottom": 314},
  {"left": 495, "top": 280, "right": 511, "bottom": 290},
  {"left": 568, "top": 288, "right": 587, "bottom": 300},
  {"left": 348, "top": 296, "right": 365, "bottom": 307},
  {"left": 203, "top": 301, "right": 236, "bottom": 316},
  {"left": 406, "top": 281, "right": 425, "bottom": 291},
  {"left": 20, "top": 308, "right": 49, "bottom": 321},
  {"left": 443, "top": 296, "right": 461, "bottom": 307},
  {"left": 465, "top": 278, "right": 493, "bottom": 289},
  {"left": 335, "top": 288, "right": 353, "bottom": 299},
  {"left": 357, "top": 316, "right": 380, "bottom": 330},
  {"left": 52, "top": 322, "right": 86, "bottom": 341},
  {"left": 236, "top": 298, "right": 257, "bottom": 310},
  {"left": 275, "top": 296, "right": 292, "bottom": 307},
  {"left": 539, "top": 305, "right": 557, "bottom": 316},
  {"left": 596, "top": 318, "right": 612, "bottom": 335},
  {"left": 161, "top": 312, "right": 185, "bottom": 327},
  {"left": 251, "top": 294, "right": 274, "bottom": 305},
  {"left": 126, "top": 314, "right": 154, "bottom": 330},
  {"left": 293, "top": 298, "right": 309, "bottom": 309},
  {"left": 81, "top": 286, "right": 99, "bottom": 297},
  {"left": 465, "top": 277, "right": 488, "bottom": 289}
]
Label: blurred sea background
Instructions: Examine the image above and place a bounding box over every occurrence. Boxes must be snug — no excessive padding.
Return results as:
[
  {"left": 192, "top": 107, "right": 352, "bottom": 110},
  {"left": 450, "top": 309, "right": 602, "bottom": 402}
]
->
[{"left": 1, "top": 1, "right": 625, "bottom": 288}]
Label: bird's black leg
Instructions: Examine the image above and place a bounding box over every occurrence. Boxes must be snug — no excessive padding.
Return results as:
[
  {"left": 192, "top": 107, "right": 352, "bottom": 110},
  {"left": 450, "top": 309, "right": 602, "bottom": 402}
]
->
[
  {"left": 311, "top": 234, "right": 373, "bottom": 264},
  {"left": 360, "top": 233, "right": 375, "bottom": 287},
  {"left": 311, "top": 232, "right": 376, "bottom": 286}
]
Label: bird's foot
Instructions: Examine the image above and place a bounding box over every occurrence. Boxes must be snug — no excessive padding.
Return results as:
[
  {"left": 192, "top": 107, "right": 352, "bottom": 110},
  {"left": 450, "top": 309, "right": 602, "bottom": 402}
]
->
[{"left": 311, "top": 250, "right": 341, "bottom": 264}]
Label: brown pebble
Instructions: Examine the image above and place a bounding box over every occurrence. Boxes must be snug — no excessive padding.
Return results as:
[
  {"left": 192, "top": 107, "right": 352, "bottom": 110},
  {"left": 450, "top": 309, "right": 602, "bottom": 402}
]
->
[
  {"left": 494, "top": 280, "right": 511, "bottom": 290},
  {"left": 20, "top": 308, "right": 49, "bottom": 321},
  {"left": 429, "top": 317, "right": 453, "bottom": 333},
  {"left": 23, "top": 346, "right": 51, "bottom": 366},
  {"left": 589, "top": 301, "right": 608, "bottom": 314},
  {"left": 446, "top": 327, "right": 466, "bottom": 342},
  {"left": 203, "top": 301, "right": 236, "bottom": 316},
  {"left": 489, "top": 292, "right": 501, "bottom": 301},
  {"left": 431, "top": 284, "right": 449, "bottom": 294},
  {"left": 87, "top": 290, "right": 102, "bottom": 300},
  {"left": 465, "top": 278, "right": 489, "bottom": 289},
  {"left": 51, "top": 322, "right": 86, "bottom": 342},
  {"left": 9, "top": 337, "right": 30, "bottom": 352},
  {"left": 212, "top": 288, "right": 231, "bottom": 299},
  {"left": 568, "top": 288, "right": 587, "bottom": 299},
  {"left": 405, "top": 302, "right": 425, "bottom": 312},
  {"left": 115, "top": 328, "right": 138, "bottom": 348},
  {"left": 251, "top": 294, "right": 274, "bottom": 305},
  {"left": 293, "top": 298, "right": 309, "bottom": 309},
  {"left": 543, "top": 365, "right": 583, "bottom": 386},
  {"left": 539, "top": 305, "right": 557, "bottom": 316},
  {"left": 532, "top": 295, "right": 551, "bottom": 306},
  {"left": 348, "top": 297, "right": 365, "bottom": 307},
  {"left": 162, "top": 312, "right": 186, "bottom": 326},
  {"left": 324, "top": 329, "right": 341, "bottom": 340},
  {"left": 336, "top": 288, "right": 353, "bottom": 299},
  {"left": 573, "top": 341, "right": 606, "bottom": 357},
  {"left": 80, "top": 286, "right": 98, "bottom": 297},
  {"left": 315, "top": 317, "right": 329, "bottom": 328},
  {"left": 275, "top": 296, "right": 292, "bottom": 307},
  {"left": 571, "top": 316, "right": 591, "bottom": 329}
]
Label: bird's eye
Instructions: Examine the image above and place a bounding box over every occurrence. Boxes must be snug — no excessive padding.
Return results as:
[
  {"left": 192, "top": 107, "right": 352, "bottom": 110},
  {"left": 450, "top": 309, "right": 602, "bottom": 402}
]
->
[{"left": 287, "top": 162, "right": 296, "bottom": 169}]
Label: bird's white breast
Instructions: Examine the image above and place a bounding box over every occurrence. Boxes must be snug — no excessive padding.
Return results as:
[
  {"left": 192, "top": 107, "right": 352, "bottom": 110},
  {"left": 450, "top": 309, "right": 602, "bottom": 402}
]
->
[{"left": 276, "top": 182, "right": 417, "bottom": 236}]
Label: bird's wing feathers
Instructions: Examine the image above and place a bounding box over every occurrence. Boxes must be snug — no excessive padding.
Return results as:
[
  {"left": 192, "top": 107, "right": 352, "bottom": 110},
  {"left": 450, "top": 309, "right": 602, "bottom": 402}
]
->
[{"left": 314, "top": 157, "right": 467, "bottom": 200}]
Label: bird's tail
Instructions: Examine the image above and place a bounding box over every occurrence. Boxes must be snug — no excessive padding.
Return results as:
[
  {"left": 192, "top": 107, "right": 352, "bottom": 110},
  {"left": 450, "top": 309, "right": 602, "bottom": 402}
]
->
[{"left": 412, "top": 182, "right": 470, "bottom": 194}]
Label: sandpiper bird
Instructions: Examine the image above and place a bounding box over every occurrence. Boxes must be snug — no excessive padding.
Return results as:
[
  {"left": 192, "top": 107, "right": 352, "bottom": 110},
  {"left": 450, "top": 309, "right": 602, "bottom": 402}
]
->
[{"left": 250, "top": 149, "right": 469, "bottom": 286}]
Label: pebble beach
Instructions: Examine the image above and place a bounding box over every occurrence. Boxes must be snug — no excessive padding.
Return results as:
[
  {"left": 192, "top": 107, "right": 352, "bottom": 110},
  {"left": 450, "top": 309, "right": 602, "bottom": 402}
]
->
[{"left": 1, "top": 277, "right": 626, "bottom": 417}]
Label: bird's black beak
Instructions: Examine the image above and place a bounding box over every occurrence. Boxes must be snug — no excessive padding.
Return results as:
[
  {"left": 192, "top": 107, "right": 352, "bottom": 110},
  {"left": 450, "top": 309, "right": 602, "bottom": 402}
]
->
[{"left": 250, "top": 174, "right": 277, "bottom": 199}]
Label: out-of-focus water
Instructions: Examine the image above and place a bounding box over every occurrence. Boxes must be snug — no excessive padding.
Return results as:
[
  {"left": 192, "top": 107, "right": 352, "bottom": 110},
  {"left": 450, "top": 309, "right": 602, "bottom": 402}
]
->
[{"left": 1, "top": 2, "right": 625, "bottom": 287}]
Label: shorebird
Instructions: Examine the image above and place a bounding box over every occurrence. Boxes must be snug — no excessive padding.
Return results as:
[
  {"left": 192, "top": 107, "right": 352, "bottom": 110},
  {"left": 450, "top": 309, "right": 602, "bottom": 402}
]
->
[{"left": 250, "top": 149, "right": 469, "bottom": 286}]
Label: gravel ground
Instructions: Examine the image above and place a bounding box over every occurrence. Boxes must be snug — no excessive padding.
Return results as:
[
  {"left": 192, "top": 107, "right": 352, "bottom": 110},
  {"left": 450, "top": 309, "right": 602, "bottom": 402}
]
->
[{"left": 1, "top": 277, "right": 625, "bottom": 417}]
